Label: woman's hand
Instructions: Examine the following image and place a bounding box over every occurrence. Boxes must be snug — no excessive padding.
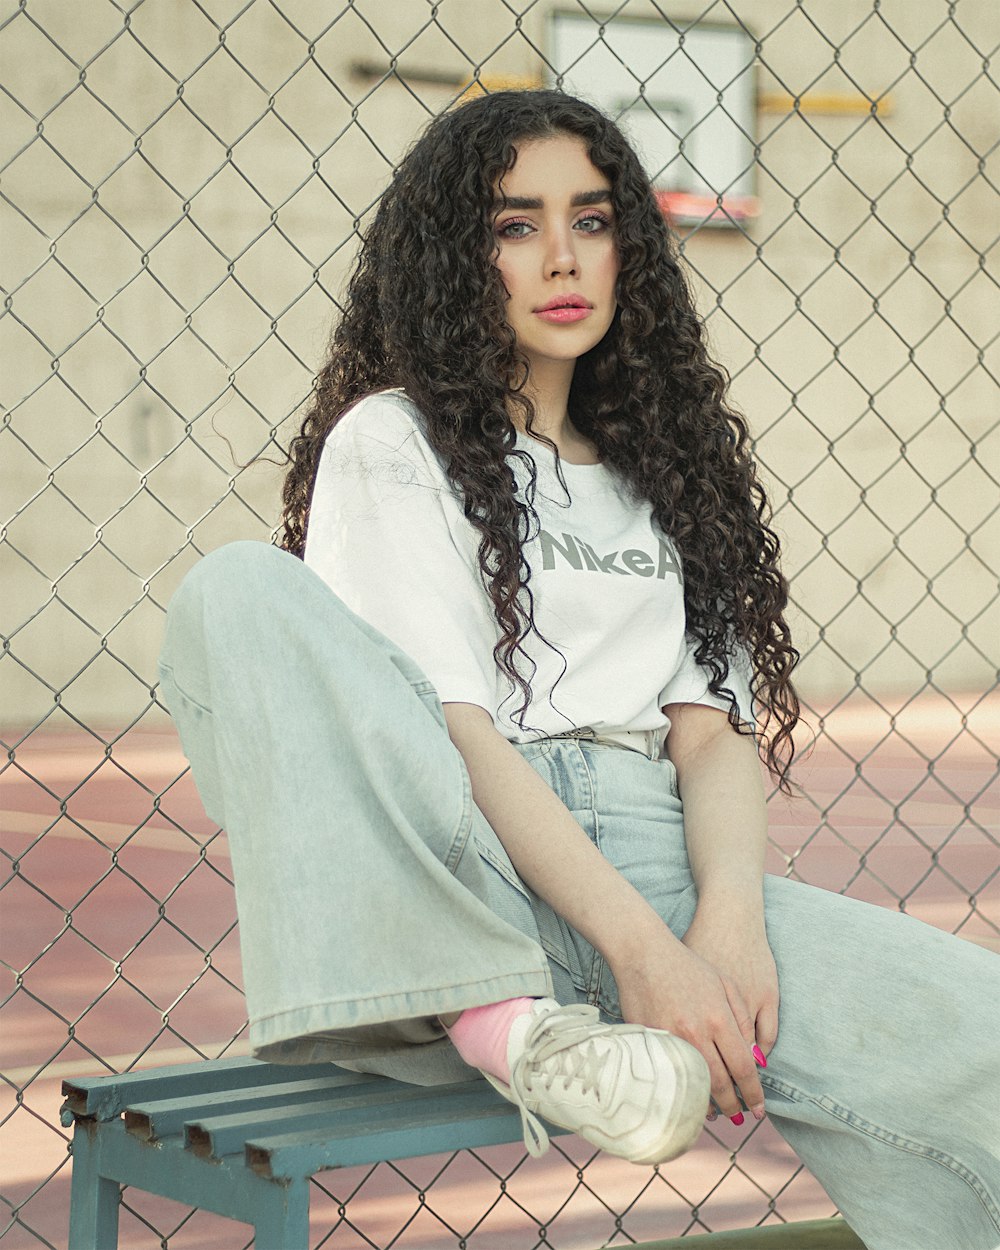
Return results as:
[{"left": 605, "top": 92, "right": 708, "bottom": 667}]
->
[
  {"left": 610, "top": 925, "right": 768, "bottom": 1123},
  {"left": 682, "top": 902, "right": 779, "bottom": 1094}
]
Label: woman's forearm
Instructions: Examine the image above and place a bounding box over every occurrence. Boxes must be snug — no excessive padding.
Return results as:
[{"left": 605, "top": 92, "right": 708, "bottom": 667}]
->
[
  {"left": 663, "top": 702, "right": 768, "bottom": 920},
  {"left": 664, "top": 703, "right": 780, "bottom": 1066},
  {"left": 442, "top": 702, "right": 676, "bottom": 965}
]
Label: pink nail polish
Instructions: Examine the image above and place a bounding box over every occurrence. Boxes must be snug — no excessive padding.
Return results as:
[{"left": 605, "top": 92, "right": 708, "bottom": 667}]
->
[
  {"left": 752, "top": 1107, "right": 766, "bottom": 1122},
  {"left": 730, "top": 1112, "right": 745, "bottom": 1126},
  {"left": 752, "top": 1045, "right": 767, "bottom": 1068}
]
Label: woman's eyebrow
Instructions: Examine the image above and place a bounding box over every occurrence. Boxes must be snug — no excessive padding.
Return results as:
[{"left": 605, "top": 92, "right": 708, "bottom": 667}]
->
[{"left": 493, "top": 189, "right": 612, "bottom": 211}]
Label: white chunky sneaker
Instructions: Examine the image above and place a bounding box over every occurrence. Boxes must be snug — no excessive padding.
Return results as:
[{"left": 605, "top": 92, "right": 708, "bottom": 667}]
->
[{"left": 482, "top": 998, "right": 710, "bottom": 1164}]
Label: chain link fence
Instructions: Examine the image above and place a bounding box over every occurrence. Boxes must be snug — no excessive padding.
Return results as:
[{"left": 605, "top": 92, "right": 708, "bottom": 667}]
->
[{"left": 2, "top": 0, "right": 997, "bottom": 1245}]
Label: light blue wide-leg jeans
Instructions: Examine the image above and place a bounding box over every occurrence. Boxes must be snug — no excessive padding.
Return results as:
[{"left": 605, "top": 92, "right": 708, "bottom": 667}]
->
[{"left": 159, "top": 542, "right": 1000, "bottom": 1250}]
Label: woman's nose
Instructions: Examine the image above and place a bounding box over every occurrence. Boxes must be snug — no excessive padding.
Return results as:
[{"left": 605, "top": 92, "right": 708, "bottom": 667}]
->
[{"left": 545, "top": 231, "right": 578, "bottom": 278}]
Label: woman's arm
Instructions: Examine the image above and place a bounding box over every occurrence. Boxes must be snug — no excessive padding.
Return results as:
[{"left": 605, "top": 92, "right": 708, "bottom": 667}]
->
[
  {"left": 664, "top": 701, "right": 767, "bottom": 908},
  {"left": 664, "top": 701, "right": 780, "bottom": 1061},
  {"left": 443, "top": 701, "right": 767, "bottom": 1121},
  {"left": 442, "top": 703, "right": 669, "bottom": 954}
]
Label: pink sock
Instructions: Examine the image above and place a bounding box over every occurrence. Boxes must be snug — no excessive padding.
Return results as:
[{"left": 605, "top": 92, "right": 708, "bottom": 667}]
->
[{"left": 444, "top": 997, "right": 536, "bottom": 1083}]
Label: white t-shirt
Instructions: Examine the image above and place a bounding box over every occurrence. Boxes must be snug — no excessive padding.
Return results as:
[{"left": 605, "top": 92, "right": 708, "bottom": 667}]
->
[{"left": 304, "top": 390, "right": 753, "bottom": 742}]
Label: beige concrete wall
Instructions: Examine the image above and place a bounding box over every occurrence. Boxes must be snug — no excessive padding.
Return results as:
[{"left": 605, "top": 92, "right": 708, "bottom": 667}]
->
[{"left": 2, "top": 0, "right": 997, "bottom": 729}]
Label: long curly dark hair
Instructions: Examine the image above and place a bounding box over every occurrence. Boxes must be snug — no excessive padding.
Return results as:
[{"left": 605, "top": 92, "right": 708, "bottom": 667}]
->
[{"left": 281, "top": 89, "right": 800, "bottom": 787}]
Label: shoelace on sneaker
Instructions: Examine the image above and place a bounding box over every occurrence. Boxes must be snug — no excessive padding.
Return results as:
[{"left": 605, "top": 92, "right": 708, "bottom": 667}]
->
[{"left": 506, "top": 1003, "right": 651, "bottom": 1156}]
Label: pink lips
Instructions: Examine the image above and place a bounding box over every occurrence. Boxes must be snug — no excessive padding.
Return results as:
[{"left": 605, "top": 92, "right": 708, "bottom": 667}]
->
[
  {"left": 535, "top": 306, "right": 591, "bottom": 323},
  {"left": 533, "top": 295, "right": 592, "bottom": 325}
]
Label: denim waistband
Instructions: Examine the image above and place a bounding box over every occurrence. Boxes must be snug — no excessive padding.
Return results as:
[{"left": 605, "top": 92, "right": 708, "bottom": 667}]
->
[{"left": 538, "top": 726, "right": 665, "bottom": 761}]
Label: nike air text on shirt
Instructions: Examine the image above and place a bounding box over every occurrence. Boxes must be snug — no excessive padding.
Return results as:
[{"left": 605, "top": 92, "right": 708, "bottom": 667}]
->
[{"left": 539, "top": 529, "right": 681, "bottom": 582}]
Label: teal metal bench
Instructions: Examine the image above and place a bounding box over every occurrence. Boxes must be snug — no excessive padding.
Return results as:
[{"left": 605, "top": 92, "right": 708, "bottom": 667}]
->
[{"left": 61, "top": 1056, "right": 865, "bottom": 1249}]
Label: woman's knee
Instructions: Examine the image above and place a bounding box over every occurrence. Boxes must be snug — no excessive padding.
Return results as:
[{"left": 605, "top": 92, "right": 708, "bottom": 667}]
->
[
  {"left": 167, "top": 540, "right": 363, "bottom": 644},
  {"left": 176, "top": 541, "right": 298, "bottom": 609}
]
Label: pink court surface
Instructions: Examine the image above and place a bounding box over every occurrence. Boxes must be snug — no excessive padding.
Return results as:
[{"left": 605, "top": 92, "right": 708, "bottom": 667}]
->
[{"left": 2, "top": 690, "right": 997, "bottom": 1248}]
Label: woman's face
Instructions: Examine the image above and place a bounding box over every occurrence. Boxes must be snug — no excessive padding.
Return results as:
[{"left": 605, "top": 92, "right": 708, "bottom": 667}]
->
[{"left": 492, "top": 133, "right": 619, "bottom": 379}]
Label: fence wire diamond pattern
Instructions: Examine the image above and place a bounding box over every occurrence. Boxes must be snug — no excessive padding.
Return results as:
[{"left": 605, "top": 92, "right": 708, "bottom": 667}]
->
[{"left": 1, "top": 0, "right": 997, "bottom": 1246}]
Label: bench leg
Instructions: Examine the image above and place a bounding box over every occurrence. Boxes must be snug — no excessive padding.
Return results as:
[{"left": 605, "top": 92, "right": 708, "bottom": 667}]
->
[
  {"left": 68, "top": 1125, "right": 120, "bottom": 1250},
  {"left": 252, "top": 1178, "right": 310, "bottom": 1249}
]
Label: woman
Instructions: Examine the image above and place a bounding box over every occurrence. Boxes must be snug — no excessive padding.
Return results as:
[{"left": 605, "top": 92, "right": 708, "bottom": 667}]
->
[{"left": 159, "top": 91, "right": 999, "bottom": 1247}]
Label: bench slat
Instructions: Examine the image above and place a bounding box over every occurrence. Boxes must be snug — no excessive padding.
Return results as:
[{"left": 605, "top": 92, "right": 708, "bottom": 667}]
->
[
  {"left": 61, "top": 1056, "right": 338, "bottom": 1122},
  {"left": 187, "top": 1080, "right": 508, "bottom": 1160},
  {"left": 246, "top": 1098, "right": 550, "bottom": 1177},
  {"left": 124, "top": 1071, "right": 374, "bottom": 1140}
]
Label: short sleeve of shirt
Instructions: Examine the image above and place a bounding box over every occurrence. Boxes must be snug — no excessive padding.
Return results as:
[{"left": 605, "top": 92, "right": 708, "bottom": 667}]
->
[
  {"left": 303, "top": 392, "right": 500, "bottom": 718},
  {"left": 658, "top": 633, "right": 756, "bottom": 726}
]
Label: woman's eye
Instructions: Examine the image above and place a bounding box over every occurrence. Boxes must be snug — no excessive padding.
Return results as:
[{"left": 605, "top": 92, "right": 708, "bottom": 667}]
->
[
  {"left": 498, "top": 219, "right": 533, "bottom": 239},
  {"left": 576, "top": 214, "right": 610, "bottom": 233}
]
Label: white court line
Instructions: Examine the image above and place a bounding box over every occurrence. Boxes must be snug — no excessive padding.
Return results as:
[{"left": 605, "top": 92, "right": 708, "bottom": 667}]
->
[{"left": 6, "top": 1043, "right": 252, "bottom": 1087}]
